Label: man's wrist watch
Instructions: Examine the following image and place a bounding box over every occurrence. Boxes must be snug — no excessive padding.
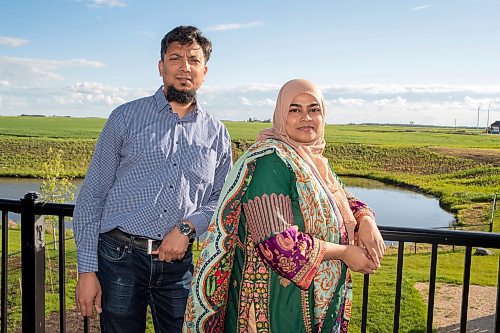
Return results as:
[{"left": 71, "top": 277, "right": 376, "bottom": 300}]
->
[{"left": 177, "top": 221, "right": 196, "bottom": 239}]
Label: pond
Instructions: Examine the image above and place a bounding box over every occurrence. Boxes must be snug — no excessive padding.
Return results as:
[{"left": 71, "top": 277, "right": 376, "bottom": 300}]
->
[{"left": 0, "top": 176, "right": 455, "bottom": 229}]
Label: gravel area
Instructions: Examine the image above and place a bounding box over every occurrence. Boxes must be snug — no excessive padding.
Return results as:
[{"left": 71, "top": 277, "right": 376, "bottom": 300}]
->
[{"left": 415, "top": 282, "right": 497, "bottom": 333}]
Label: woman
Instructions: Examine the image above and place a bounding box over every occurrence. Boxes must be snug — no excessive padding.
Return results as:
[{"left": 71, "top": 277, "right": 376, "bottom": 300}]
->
[{"left": 183, "top": 79, "right": 385, "bottom": 333}]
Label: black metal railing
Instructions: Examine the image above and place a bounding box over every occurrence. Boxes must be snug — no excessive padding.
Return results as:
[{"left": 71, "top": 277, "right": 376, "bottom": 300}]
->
[{"left": 1, "top": 194, "right": 499, "bottom": 333}]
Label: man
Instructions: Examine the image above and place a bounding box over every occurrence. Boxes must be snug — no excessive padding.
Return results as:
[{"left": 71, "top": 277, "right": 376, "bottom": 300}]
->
[{"left": 74, "top": 25, "right": 232, "bottom": 333}]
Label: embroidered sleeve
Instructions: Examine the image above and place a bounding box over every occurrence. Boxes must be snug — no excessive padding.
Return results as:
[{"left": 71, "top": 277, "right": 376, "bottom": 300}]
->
[
  {"left": 242, "top": 153, "right": 326, "bottom": 290},
  {"left": 257, "top": 225, "right": 325, "bottom": 290},
  {"left": 345, "top": 189, "right": 375, "bottom": 221}
]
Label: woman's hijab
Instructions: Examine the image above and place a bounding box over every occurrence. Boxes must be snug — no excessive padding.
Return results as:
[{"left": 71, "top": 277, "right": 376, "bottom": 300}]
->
[{"left": 258, "top": 79, "right": 357, "bottom": 240}]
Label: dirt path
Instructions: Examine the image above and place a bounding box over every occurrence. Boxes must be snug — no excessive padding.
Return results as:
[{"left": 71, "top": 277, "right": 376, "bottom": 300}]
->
[{"left": 415, "top": 282, "right": 497, "bottom": 333}]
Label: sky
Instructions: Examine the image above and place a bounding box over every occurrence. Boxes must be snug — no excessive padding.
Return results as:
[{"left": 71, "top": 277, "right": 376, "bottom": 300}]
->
[{"left": 1, "top": 0, "right": 500, "bottom": 127}]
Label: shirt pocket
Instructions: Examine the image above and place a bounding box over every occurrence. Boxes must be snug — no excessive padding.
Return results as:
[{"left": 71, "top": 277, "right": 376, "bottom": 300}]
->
[
  {"left": 120, "top": 128, "right": 164, "bottom": 171},
  {"left": 183, "top": 145, "right": 217, "bottom": 185}
]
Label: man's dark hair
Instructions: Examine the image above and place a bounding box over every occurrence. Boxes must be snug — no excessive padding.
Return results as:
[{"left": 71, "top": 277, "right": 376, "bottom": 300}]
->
[{"left": 160, "top": 25, "right": 212, "bottom": 63}]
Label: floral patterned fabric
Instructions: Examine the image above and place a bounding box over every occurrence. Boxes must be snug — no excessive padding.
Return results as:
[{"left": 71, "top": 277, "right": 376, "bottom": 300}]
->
[
  {"left": 256, "top": 225, "right": 325, "bottom": 290},
  {"left": 182, "top": 139, "right": 373, "bottom": 333}
]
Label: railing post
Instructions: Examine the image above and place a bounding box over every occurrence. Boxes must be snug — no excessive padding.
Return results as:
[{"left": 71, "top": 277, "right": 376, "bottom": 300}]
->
[
  {"left": 21, "top": 192, "right": 45, "bottom": 333},
  {"left": 489, "top": 194, "right": 497, "bottom": 233}
]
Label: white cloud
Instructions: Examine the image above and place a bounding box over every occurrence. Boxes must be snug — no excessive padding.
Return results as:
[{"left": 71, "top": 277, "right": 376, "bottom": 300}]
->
[
  {"left": 328, "top": 98, "right": 366, "bottom": 108},
  {"left": 206, "top": 21, "right": 263, "bottom": 32},
  {"left": 64, "top": 82, "right": 147, "bottom": 106},
  {"left": 239, "top": 97, "right": 252, "bottom": 106},
  {"left": 85, "top": 0, "right": 127, "bottom": 8},
  {"left": 255, "top": 98, "right": 275, "bottom": 106},
  {"left": 2, "top": 81, "right": 499, "bottom": 126},
  {"left": 411, "top": 5, "right": 431, "bottom": 11},
  {"left": 463, "top": 96, "right": 500, "bottom": 108},
  {"left": 0, "top": 36, "right": 29, "bottom": 47},
  {"left": 0, "top": 80, "right": 10, "bottom": 87},
  {"left": 321, "top": 84, "right": 500, "bottom": 95},
  {"left": 0, "top": 81, "right": 149, "bottom": 117},
  {"left": 373, "top": 97, "right": 407, "bottom": 107},
  {"left": 0, "top": 56, "right": 105, "bottom": 83}
]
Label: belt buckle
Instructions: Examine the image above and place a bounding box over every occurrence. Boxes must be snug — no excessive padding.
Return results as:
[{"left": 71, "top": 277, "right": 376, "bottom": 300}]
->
[{"left": 147, "top": 239, "right": 154, "bottom": 255}]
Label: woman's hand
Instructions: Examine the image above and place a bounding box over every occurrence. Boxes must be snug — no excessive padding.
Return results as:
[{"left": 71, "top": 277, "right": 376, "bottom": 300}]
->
[
  {"left": 324, "top": 243, "right": 378, "bottom": 274},
  {"left": 339, "top": 245, "right": 379, "bottom": 274},
  {"left": 357, "top": 216, "right": 386, "bottom": 267}
]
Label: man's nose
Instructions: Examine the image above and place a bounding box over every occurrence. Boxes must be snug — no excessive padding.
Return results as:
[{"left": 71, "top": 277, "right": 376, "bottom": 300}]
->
[{"left": 179, "top": 59, "right": 190, "bottom": 72}]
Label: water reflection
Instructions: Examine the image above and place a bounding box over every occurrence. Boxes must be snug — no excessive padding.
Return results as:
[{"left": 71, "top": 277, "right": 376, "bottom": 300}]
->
[
  {"left": 1, "top": 176, "right": 455, "bottom": 229},
  {"left": 343, "top": 177, "right": 455, "bottom": 229}
]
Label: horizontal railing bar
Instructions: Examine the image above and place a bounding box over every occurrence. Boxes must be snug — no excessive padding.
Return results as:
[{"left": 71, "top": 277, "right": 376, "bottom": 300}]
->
[
  {"left": 0, "top": 200, "right": 22, "bottom": 214},
  {"left": 379, "top": 225, "right": 500, "bottom": 248},
  {"left": 33, "top": 203, "right": 75, "bottom": 217}
]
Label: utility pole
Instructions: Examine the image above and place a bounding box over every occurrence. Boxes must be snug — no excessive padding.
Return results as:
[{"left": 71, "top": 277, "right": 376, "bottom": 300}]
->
[
  {"left": 454, "top": 118, "right": 457, "bottom": 132},
  {"left": 476, "top": 106, "right": 480, "bottom": 131},
  {"left": 486, "top": 102, "right": 491, "bottom": 131}
]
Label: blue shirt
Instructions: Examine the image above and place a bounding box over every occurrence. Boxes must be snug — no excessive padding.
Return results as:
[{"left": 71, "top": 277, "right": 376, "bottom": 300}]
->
[{"left": 73, "top": 87, "right": 232, "bottom": 272}]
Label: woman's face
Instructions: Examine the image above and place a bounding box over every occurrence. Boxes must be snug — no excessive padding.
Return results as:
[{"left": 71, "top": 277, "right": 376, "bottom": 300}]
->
[{"left": 285, "top": 93, "right": 323, "bottom": 144}]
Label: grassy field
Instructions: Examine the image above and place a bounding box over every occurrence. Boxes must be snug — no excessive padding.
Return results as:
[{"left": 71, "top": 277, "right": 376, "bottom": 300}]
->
[
  {"left": 1, "top": 228, "right": 498, "bottom": 332},
  {"left": 1, "top": 116, "right": 498, "bottom": 231},
  {"left": 1, "top": 116, "right": 499, "bottom": 331}
]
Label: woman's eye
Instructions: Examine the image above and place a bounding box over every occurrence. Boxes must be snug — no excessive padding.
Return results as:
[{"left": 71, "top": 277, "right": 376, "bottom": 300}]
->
[
  {"left": 310, "top": 108, "right": 321, "bottom": 113},
  {"left": 289, "top": 108, "right": 300, "bottom": 113}
]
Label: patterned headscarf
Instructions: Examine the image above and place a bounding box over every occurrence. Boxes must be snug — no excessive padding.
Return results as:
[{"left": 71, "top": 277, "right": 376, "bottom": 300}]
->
[{"left": 258, "top": 79, "right": 357, "bottom": 241}]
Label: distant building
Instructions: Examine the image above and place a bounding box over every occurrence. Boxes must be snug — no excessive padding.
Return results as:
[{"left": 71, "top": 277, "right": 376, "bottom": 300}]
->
[{"left": 487, "top": 120, "right": 500, "bottom": 134}]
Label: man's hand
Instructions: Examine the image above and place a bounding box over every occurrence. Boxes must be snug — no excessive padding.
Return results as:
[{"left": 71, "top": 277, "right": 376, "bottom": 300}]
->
[
  {"left": 151, "top": 222, "right": 193, "bottom": 262},
  {"left": 76, "top": 272, "right": 102, "bottom": 317},
  {"left": 357, "top": 216, "right": 386, "bottom": 267}
]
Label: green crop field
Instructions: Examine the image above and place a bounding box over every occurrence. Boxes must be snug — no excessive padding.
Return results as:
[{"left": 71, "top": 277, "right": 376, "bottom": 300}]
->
[{"left": 1, "top": 116, "right": 499, "bottom": 232}]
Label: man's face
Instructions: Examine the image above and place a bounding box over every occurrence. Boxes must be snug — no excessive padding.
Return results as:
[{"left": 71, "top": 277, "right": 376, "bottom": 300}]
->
[{"left": 158, "top": 41, "right": 208, "bottom": 94}]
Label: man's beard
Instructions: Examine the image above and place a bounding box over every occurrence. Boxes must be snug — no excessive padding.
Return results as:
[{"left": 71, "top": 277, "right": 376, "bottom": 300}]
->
[{"left": 165, "top": 85, "right": 196, "bottom": 105}]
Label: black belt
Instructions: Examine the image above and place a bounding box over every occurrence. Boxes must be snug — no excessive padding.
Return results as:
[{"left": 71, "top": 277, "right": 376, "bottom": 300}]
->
[{"left": 104, "top": 228, "right": 193, "bottom": 253}]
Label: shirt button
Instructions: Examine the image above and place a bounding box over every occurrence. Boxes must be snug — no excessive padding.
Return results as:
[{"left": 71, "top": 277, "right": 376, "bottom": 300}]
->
[
  {"left": 163, "top": 209, "right": 167, "bottom": 212},
  {"left": 157, "top": 234, "right": 162, "bottom": 238},
  {"left": 175, "top": 141, "right": 179, "bottom": 144},
  {"left": 169, "top": 185, "right": 173, "bottom": 189},
  {"left": 173, "top": 163, "right": 177, "bottom": 166}
]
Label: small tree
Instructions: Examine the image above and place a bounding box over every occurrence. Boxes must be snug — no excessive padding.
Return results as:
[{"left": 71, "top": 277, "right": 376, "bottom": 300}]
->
[{"left": 39, "top": 148, "right": 77, "bottom": 249}]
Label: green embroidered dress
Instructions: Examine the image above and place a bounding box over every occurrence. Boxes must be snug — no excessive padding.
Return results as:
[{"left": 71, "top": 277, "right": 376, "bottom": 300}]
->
[{"left": 183, "top": 140, "right": 374, "bottom": 333}]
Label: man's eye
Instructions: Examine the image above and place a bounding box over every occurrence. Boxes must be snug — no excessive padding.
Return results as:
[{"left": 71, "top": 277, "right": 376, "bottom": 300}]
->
[
  {"left": 169, "top": 57, "right": 180, "bottom": 62},
  {"left": 190, "top": 59, "right": 201, "bottom": 64}
]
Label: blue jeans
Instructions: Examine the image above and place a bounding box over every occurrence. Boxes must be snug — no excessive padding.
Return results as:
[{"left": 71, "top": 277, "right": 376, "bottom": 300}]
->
[{"left": 97, "top": 232, "right": 193, "bottom": 333}]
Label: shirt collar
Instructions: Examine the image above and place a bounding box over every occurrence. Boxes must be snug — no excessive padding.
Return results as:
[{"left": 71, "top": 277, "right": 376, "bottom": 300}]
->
[{"left": 154, "top": 86, "right": 205, "bottom": 117}]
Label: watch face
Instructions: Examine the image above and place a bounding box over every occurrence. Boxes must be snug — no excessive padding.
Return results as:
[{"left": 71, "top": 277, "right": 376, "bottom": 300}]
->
[
  {"left": 179, "top": 223, "right": 191, "bottom": 234},
  {"left": 179, "top": 223, "right": 194, "bottom": 237}
]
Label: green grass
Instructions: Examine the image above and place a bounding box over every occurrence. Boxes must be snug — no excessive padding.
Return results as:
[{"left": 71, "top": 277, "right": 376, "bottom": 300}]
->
[
  {"left": 2, "top": 116, "right": 498, "bottom": 148},
  {"left": 349, "top": 246, "right": 499, "bottom": 333},
  {"left": 1, "top": 116, "right": 499, "bottom": 330},
  {"left": 0, "top": 116, "right": 106, "bottom": 139},
  {"left": 3, "top": 232, "right": 498, "bottom": 332},
  {"left": 1, "top": 116, "right": 498, "bottom": 231}
]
